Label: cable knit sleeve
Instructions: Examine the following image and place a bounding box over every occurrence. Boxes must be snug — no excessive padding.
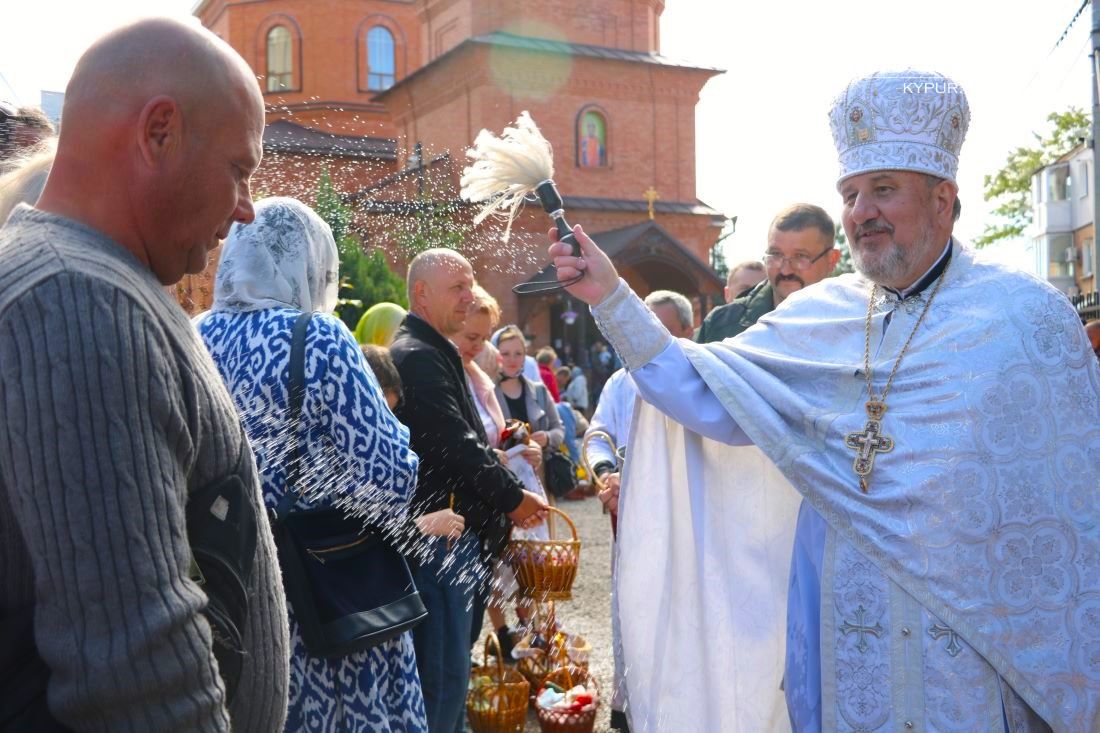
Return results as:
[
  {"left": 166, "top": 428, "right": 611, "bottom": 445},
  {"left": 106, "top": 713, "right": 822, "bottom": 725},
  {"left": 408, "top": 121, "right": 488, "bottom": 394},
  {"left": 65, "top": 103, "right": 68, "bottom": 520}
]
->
[{"left": 0, "top": 273, "right": 230, "bottom": 731}]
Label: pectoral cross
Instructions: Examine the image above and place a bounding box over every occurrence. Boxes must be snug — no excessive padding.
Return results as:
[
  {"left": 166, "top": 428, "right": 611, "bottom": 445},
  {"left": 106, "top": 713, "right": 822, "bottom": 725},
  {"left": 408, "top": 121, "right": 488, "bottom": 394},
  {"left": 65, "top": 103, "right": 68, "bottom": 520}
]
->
[
  {"left": 844, "top": 401, "right": 894, "bottom": 493},
  {"left": 643, "top": 187, "right": 659, "bottom": 220}
]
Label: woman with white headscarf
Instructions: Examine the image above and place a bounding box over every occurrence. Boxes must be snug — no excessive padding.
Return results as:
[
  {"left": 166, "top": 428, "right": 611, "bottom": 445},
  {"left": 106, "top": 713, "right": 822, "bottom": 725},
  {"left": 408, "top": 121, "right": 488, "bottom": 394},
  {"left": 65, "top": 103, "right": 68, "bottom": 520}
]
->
[{"left": 195, "top": 197, "right": 442, "bottom": 733}]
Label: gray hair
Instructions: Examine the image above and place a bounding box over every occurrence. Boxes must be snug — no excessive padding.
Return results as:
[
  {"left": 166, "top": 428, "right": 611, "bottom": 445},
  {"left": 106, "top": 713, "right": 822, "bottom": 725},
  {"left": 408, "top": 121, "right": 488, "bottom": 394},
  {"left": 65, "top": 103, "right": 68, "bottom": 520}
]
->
[
  {"left": 644, "top": 289, "right": 693, "bottom": 330},
  {"left": 924, "top": 174, "right": 962, "bottom": 222},
  {"left": 0, "top": 139, "right": 54, "bottom": 224}
]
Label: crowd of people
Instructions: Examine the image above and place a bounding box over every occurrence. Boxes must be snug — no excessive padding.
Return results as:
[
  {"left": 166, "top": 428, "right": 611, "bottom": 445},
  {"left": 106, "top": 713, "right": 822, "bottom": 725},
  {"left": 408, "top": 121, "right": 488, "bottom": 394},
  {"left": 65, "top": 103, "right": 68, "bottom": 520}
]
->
[
  {"left": 0, "top": 21, "right": 613, "bottom": 732},
  {"left": 1, "top": 15, "right": 1097, "bottom": 733}
]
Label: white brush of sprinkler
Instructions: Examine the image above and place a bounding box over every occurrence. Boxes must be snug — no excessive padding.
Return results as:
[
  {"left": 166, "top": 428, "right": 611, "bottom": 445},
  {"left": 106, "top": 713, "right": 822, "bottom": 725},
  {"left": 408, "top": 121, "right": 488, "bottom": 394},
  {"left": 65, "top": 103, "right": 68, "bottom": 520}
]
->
[{"left": 460, "top": 111, "right": 582, "bottom": 293}]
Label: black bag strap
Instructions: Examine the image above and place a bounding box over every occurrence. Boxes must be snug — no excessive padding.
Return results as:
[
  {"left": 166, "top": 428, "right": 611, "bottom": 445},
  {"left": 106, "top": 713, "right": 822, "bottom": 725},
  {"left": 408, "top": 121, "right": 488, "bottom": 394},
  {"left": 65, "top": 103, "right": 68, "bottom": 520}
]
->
[{"left": 275, "top": 311, "right": 313, "bottom": 521}]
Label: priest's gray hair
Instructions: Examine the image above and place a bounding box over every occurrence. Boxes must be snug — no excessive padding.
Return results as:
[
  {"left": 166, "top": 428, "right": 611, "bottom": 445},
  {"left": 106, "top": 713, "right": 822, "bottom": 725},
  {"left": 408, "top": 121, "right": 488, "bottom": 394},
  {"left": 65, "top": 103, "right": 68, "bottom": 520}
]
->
[{"left": 644, "top": 289, "right": 693, "bottom": 331}]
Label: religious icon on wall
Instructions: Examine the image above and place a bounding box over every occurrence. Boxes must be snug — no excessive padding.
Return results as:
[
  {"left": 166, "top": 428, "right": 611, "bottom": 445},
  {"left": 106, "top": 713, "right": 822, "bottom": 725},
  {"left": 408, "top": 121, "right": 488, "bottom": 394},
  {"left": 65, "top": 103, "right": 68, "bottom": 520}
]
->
[{"left": 578, "top": 110, "right": 607, "bottom": 168}]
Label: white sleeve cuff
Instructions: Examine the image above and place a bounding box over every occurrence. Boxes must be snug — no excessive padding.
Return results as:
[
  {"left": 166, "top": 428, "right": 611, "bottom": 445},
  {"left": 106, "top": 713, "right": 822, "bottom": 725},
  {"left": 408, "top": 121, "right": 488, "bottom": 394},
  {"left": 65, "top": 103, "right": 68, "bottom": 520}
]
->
[{"left": 590, "top": 279, "right": 673, "bottom": 371}]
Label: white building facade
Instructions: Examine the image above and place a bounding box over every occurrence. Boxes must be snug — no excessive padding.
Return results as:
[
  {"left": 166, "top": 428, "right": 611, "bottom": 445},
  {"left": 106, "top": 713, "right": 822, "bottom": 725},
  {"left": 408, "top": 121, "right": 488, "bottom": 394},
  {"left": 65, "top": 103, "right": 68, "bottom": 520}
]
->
[{"left": 1030, "top": 144, "right": 1095, "bottom": 295}]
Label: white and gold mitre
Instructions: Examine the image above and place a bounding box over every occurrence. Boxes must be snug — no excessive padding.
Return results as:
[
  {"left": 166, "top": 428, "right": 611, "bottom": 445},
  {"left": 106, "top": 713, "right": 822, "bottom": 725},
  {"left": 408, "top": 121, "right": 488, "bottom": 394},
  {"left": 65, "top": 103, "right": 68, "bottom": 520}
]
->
[{"left": 828, "top": 69, "right": 970, "bottom": 188}]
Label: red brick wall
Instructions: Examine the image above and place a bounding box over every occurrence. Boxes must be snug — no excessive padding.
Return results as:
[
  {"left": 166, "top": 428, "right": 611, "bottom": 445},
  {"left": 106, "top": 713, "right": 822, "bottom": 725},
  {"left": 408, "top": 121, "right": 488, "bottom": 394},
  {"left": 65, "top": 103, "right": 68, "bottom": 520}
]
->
[
  {"left": 195, "top": 0, "right": 720, "bottom": 334},
  {"left": 385, "top": 46, "right": 714, "bottom": 203},
  {"left": 197, "top": 0, "right": 423, "bottom": 139},
  {"left": 419, "top": 0, "right": 664, "bottom": 59}
]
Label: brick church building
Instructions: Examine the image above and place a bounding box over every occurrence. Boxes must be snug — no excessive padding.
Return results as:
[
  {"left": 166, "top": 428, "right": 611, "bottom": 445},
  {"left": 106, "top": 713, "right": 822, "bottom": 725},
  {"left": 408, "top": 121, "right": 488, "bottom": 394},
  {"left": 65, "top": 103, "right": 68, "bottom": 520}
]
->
[{"left": 189, "top": 0, "right": 726, "bottom": 355}]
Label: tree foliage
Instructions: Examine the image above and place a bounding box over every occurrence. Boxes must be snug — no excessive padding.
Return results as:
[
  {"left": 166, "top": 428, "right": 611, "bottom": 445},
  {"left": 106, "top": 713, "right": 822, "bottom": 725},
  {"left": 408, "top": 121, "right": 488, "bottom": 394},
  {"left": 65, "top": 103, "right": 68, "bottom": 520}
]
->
[
  {"left": 709, "top": 216, "right": 736, "bottom": 288},
  {"left": 977, "top": 107, "right": 1089, "bottom": 248},
  {"left": 831, "top": 227, "right": 854, "bottom": 276},
  {"left": 313, "top": 167, "right": 408, "bottom": 331}
]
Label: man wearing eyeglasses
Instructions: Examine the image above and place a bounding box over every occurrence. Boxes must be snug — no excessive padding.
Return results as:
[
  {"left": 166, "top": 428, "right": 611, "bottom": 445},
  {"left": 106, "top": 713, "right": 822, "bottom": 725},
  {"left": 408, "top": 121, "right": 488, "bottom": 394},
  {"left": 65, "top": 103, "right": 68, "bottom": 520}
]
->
[{"left": 696, "top": 203, "right": 840, "bottom": 343}]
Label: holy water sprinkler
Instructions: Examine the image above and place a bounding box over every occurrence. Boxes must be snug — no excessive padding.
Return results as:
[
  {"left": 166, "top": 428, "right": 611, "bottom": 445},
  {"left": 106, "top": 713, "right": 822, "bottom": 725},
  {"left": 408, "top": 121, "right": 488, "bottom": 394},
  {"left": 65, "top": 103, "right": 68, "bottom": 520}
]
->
[{"left": 459, "top": 111, "right": 583, "bottom": 294}]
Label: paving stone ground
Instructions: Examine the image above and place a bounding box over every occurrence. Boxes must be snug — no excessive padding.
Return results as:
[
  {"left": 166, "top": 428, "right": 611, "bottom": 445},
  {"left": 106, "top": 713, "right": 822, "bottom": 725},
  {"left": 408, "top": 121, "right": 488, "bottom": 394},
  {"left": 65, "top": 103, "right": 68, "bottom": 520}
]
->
[{"left": 472, "top": 493, "right": 615, "bottom": 733}]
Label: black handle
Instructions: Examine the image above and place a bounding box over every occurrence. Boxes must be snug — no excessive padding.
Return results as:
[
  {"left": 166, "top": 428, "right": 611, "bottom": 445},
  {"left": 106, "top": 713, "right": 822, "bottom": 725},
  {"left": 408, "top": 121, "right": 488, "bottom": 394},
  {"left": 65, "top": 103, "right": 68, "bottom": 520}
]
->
[{"left": 552, "top": 213, "right": 579, "bottom": 256}]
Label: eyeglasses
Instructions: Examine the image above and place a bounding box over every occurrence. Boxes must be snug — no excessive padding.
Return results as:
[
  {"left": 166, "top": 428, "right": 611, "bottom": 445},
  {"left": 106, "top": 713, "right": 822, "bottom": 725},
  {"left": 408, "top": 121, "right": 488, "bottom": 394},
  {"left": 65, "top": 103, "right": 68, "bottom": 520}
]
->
[{"left": 762, "top": 248, "right": 834, "bottom": 271}]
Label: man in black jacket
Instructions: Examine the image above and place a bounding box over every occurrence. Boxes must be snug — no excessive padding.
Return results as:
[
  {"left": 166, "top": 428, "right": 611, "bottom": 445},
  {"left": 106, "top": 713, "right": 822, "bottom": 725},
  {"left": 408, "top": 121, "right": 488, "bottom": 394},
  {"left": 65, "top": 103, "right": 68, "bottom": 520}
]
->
[
  {"left": 697, "top": 204, "right": 839, "bottom": 343},
  {"left": 391, "top": 248, "right": 547, "bottom": 732}
]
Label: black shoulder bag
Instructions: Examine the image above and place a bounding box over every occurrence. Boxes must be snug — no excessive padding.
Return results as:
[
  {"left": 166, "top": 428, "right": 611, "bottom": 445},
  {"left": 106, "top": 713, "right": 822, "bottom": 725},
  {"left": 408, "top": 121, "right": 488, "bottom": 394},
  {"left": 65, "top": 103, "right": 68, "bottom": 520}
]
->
[
  {"left": 270, "top": 312, "right": 427, "bottom": 659},
  {"left": 1, "top": 434, "right": 258, "bottom": 731}
]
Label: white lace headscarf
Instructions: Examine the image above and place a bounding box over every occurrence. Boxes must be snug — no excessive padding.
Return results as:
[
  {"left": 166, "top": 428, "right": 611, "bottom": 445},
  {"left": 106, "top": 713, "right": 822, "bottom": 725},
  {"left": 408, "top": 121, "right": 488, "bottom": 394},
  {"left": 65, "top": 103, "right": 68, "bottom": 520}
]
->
[{"left": 212, "top": 196, "right": 340, "bottom": 314}]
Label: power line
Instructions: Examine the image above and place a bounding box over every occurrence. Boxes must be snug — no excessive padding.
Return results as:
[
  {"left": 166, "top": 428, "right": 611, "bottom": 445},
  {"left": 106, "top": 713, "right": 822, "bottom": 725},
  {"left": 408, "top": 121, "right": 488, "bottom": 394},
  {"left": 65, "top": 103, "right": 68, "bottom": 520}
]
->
[
  {"left": 1054, "top": 0, "right": 1090, "bottom": 51},
  {"left": 0, "top": 72, "right": 20, "bottom": 104},
  {"left": 1023, "top": 0, "right": 1092, "bottom": 94}
]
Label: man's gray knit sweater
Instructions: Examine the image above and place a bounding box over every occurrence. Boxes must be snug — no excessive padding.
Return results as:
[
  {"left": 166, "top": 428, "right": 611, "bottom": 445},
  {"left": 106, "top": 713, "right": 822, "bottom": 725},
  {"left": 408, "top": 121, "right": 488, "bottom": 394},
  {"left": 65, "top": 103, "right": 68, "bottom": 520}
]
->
[{"left": 0, "top": 206, "right": 289, "bottom": 731}]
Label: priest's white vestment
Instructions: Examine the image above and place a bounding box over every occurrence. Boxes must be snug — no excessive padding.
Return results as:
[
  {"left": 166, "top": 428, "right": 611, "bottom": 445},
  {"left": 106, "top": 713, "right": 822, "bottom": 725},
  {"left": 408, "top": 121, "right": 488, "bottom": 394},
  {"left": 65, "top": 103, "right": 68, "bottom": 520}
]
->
[{"left": 595, "top": 245, "right": 1098, "bottom": 732}]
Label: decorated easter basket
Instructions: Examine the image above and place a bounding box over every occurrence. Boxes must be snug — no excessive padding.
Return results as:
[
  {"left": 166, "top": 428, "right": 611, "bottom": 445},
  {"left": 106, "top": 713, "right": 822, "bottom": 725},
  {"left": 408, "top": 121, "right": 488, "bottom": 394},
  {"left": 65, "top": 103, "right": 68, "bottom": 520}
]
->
[
  {"left": 466, "top": 633, "right": 530, "bottom": 733},
  {"left": 507, "top": 506, "right": 580, "bottom": 601},
  {"left": 514, "top": 603, "right": 591, "bottom": 694},
  {"left": 535, "top": 664, "right": 600, "bottom": 733}
]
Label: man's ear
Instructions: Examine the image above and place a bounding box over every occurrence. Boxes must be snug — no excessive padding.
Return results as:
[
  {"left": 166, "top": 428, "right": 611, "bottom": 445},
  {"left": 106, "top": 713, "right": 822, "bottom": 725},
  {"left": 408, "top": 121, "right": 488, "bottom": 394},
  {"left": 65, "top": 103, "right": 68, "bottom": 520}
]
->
[
  {"left": 137, "top": 96, "right": 182, "bottom": 167},
  {"left": 932, "top": 179, "right": 958, "bottom": 223}
]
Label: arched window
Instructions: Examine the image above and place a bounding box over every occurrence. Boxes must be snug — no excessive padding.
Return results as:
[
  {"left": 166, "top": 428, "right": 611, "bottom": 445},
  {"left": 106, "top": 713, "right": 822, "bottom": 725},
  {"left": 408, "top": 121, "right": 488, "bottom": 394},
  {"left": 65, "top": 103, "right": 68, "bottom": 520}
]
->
[
  {"left": 367, "top": 26, "right": 396, "bottom": 91},
  {"left": 266, "top": 26, "right": 293, "bottom": 92},
  {"left": 577, "top": 109, "right": 608, "bottom": 168}
]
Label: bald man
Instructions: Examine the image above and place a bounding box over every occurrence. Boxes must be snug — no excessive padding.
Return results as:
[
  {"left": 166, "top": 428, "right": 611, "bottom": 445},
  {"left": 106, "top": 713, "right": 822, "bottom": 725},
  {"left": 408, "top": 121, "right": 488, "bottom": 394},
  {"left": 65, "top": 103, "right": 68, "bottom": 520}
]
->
[
  {"left": 0, "top": 19, "right": 287, "bottom": 732},
  {"left": 390, "top": 248, "right": 547, "bottom": 731}
]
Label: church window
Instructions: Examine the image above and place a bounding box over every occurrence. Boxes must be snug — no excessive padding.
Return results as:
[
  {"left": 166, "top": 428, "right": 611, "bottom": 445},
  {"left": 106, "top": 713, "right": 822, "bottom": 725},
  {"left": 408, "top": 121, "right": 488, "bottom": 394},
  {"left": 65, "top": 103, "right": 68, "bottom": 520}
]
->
[
  {"left": 266, "top": 26, "right": 293, "bottom": 92},
  {"left": 577, "top": 108, "right": 608, "bottom": 168},
  {"left": 367, "top": 26, "right": 396, "bottom": 91}
]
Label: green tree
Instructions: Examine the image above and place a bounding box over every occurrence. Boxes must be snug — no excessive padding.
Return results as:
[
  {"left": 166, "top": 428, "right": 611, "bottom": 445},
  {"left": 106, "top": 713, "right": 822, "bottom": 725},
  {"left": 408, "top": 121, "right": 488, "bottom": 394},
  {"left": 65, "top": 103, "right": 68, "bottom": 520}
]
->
[
  {"left": 977, "top": 107, "right": 1089, "bottom": 247},
  {"left": 313, "top": 167, "right": 408, "bottom": 331},
  {"left": 709, "top": 216, "right": 736, "bottom": 285},
  {"left": 391, "top": 187, "right": 466, "bottom": 257},
  {"left": 831, "top": 227, "right": 854, "bottom": 276}
]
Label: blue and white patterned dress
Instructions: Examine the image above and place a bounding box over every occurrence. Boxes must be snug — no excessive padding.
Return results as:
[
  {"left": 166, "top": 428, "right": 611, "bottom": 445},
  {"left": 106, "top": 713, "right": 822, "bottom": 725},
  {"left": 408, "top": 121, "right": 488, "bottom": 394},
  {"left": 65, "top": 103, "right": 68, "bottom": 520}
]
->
[{"left": 197, "top": 307, "right": 428, "bottom": 733}]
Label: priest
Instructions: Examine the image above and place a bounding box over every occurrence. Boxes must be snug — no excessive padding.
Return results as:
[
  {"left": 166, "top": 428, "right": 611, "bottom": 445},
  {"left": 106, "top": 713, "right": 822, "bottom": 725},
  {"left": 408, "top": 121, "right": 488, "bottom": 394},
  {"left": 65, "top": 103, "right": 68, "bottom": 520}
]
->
[{"left": 548, "top": 70, "right": 1099, "bottom": 732}]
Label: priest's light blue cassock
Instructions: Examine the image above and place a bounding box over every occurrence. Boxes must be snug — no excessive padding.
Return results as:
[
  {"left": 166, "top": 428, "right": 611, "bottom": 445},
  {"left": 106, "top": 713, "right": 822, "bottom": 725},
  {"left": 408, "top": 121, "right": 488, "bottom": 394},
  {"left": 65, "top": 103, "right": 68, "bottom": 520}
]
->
[{"left": 596, "top": 71, "right": 1098, "bottom": 732}]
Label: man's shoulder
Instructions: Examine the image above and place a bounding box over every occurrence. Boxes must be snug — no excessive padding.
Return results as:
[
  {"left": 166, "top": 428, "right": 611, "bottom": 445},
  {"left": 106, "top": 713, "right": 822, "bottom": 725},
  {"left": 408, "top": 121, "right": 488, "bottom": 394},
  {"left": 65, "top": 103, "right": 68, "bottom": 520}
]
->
[
  {"left": 390, "top": 330, "right": 457, "bottom": 387},
  {"left": 699, "top": 283, "right": 773, "bottom": 341},
  {"left": 704, "top": 299, "right": 748, "bottom": 325},
  {"left": 0, "top": 208, "right": 166, "bottom": 320}
]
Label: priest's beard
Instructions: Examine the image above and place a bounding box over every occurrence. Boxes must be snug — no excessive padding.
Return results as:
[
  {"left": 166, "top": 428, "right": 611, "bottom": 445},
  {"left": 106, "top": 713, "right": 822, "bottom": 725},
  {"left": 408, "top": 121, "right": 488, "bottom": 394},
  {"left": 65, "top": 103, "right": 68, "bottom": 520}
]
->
[{"left": 850, "top": 213, "right": 937, "bottom": 288}]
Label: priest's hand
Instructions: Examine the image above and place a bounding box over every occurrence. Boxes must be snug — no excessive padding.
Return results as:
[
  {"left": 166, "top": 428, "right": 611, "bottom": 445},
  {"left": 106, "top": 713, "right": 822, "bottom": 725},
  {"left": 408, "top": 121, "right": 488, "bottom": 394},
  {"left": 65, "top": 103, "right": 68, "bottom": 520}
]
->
[
  {"left": 548, "top": 224, "right": 620, "bottom": 305},
  {"left": 507, "top": 489, "right": 549, "bottom": 529},
  {"left": 598, "top": 472, "right": 621, "bottom": 516}
]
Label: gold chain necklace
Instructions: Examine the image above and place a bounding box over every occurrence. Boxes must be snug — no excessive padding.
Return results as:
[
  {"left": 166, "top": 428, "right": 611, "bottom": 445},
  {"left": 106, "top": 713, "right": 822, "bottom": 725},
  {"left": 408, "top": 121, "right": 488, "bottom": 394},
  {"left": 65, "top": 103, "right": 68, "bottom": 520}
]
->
[{"left": 844, "top": 266, "right": 947, "bottom": 493}]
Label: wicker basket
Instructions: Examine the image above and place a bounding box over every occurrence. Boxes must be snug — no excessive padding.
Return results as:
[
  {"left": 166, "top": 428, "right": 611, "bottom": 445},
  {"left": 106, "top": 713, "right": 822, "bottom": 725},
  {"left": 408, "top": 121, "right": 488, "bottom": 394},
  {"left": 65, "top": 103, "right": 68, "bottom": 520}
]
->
[
  {"left": 507, "top": 506, "right": 580, "bottom": 601},
  {"left": 535, "top": 665, "right": 600, "bottom": 733},
  {"left": 466, "top": 633, "right": 530, "bottom": 733}
]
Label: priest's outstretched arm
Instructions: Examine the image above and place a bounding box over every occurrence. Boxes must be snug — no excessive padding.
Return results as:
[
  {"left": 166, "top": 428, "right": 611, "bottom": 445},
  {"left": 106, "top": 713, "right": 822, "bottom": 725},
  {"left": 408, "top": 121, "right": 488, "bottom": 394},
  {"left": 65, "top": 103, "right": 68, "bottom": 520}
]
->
[{"left": 549, "top": 226, "right": 752, "bottom": 447}]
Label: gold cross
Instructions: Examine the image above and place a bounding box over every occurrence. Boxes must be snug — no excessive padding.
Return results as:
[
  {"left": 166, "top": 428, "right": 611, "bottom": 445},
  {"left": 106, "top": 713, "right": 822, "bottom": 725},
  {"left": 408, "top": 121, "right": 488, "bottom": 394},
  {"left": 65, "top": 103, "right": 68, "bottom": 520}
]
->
[
  {"left": 643, "top": 187, "right": 660, "bottom": 220},
  {"left": 844, "top": 401, "right": 894, "bottom": 493}
]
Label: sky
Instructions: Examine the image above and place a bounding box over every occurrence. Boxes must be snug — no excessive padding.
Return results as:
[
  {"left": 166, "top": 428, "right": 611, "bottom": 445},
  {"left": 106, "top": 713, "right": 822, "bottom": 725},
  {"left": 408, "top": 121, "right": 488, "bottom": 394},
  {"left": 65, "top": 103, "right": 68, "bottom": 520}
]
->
[{"left": 1, "top": 0, "right": 1093, "bottom": 273}]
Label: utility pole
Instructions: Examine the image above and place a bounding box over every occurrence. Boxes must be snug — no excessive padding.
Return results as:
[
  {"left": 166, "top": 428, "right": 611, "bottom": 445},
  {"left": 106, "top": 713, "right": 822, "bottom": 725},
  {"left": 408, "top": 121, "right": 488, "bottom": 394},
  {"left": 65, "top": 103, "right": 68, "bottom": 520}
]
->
[{"left": 1091, "top": 0, "right": 1100, "bottom": 291}]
